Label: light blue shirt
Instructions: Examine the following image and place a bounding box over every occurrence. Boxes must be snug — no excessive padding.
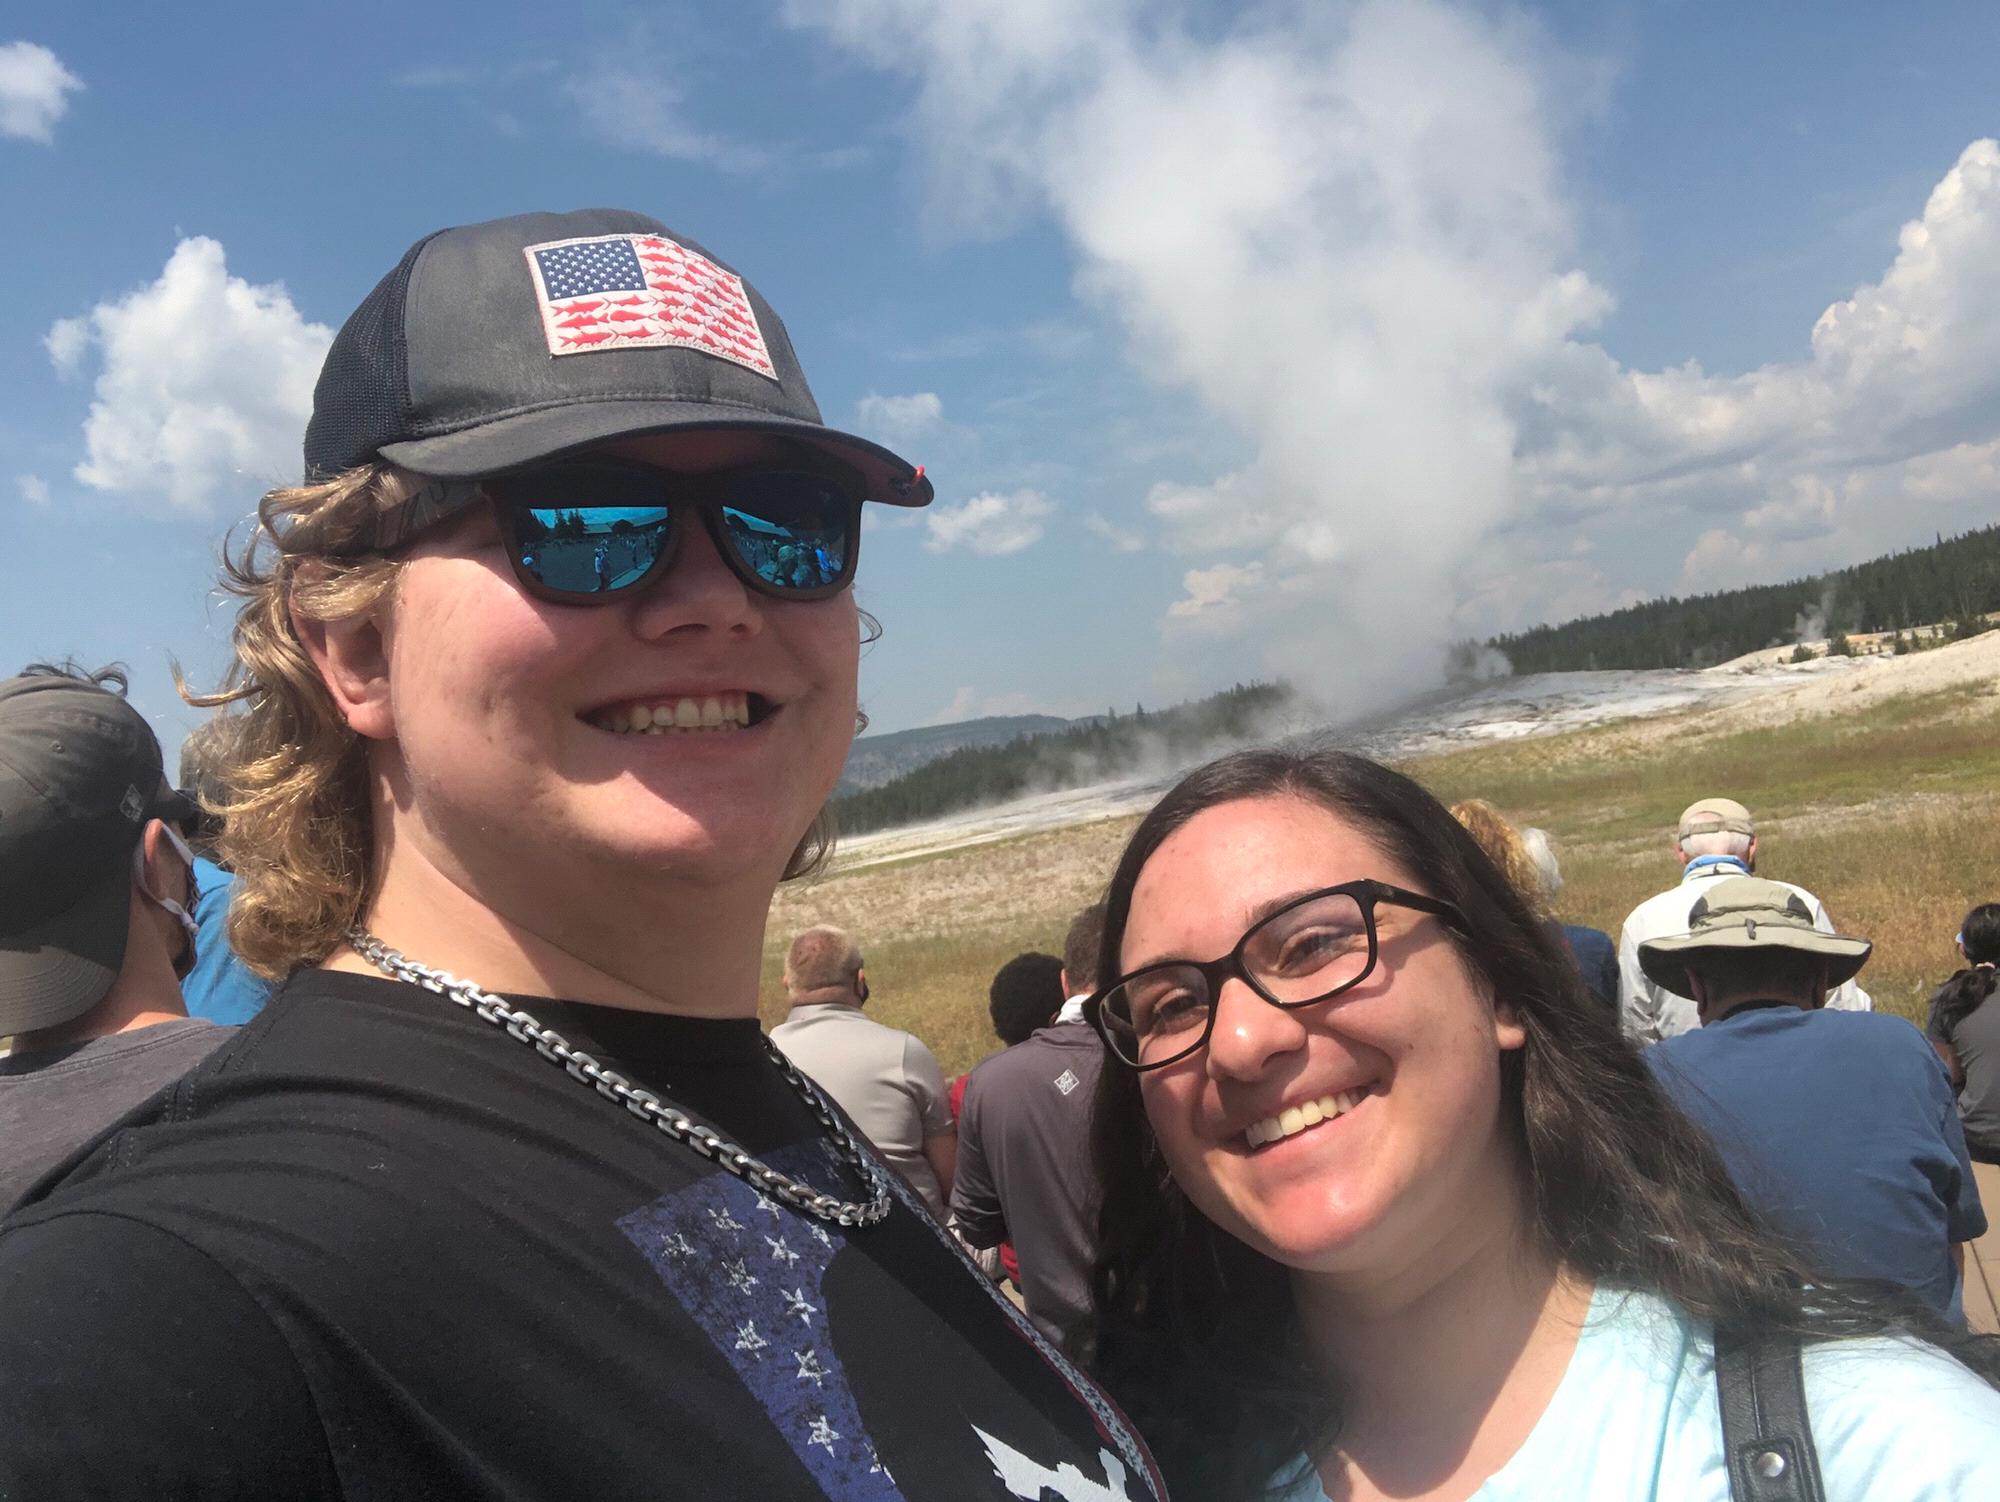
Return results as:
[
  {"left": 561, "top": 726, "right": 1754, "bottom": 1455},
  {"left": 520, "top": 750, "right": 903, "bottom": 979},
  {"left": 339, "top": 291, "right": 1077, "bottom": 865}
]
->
[
  {"left": 182, "top": 857, "right": 276, "bottom": 1027},
  {"left": 1273, "top": 1286, "right": 2000, "bottom": 1500}
]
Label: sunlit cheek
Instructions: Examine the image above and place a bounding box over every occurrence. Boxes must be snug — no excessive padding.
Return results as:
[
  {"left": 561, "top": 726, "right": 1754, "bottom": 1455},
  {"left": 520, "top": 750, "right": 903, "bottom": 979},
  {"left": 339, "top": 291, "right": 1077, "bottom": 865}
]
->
[
  {"left": 389, "top": 589, "right": 562, "bottom": 768},
  {"left": 813, "top": 604, "right": 863, "bottom": 706}
]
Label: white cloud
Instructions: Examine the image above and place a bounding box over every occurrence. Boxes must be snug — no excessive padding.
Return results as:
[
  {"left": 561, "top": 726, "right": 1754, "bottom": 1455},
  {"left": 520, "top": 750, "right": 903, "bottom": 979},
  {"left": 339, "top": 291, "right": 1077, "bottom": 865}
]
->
[
  {"left": 796, "top": 3, "right": 2000, "bottom": 704},
  {"left": 0, "top": 41, "right": 82, "bottom": 143},
  {"left": 1084, "top": 512, "right": 1145, "bottom": 552},
  {"left": 44, "top": 315, "right": 89, "bottom": 376},
  {"left": 15, "top": 474, "right": 49, "bottom": 507},
  {"left": 784, "top": 0, "right": 1121, "bottom": 237},
  {"left": 855, "top": 391, "right": 947, "bottom": 447},
  {"left": 1670, "top": 437, "right": 2000, "bottom": 593},
  {"left": 1145, "top": 471, "right": 1287, "bottom": 555},
  {"left": 1461, "top": 142, "right": 2000, "bottom": 630},
  {"left": 47, "top": 238, "right": 334, "bottom": 517},
  {"left": 1521, "top": 139, "right": 2000, "bottom": 525},
  {"left": 795, "top": 0, "right": 1604, "bottom": 707},
  {"left": 1454, "top": 548, "right": 1644, "bottom": 638},
  {"left": 932, "top": 685, "right": 981, "bottom": 723},
  {"left": 566, "top": 70, "right": 772, "bottom": 173},
  {"left": 1166, "top": 562, "right": 1265, "bottom": 625},
  {"left": 923, "top": 488, "right": 1054, "bottom": 555}
]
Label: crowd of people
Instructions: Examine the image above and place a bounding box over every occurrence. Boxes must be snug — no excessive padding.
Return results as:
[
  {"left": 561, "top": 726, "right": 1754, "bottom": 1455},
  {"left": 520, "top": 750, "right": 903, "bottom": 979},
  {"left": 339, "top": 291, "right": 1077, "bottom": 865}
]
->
[{"left": 2, "top": 205, "right": 1997, "bottom": 1500}]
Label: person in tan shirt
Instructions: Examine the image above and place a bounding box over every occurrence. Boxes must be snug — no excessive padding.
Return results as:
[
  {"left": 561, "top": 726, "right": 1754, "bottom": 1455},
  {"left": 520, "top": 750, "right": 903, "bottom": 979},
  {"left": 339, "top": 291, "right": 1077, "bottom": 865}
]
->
[{"left": 771, "top": 926, "right": 957, "bottom": 1217}]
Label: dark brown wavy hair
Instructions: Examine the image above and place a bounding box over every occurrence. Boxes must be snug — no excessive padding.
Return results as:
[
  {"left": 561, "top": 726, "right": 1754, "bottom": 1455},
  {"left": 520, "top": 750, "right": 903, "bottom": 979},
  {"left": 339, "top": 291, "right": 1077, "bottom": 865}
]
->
[{"left": 1087, "top": 746, "right": 1999, "bottom": 1501}]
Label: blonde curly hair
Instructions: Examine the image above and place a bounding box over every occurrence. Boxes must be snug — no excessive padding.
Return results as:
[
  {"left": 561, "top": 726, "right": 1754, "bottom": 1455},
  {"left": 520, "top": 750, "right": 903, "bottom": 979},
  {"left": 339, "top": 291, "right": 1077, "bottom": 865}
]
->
[
  {"left": 183, "top": 466, "right": 409, "bottom": 979},
  {"left": 186, "top": 466, "right": 836, "bottom": 980},
  {"left": 1447, "top": 798, "right": 1553, "bottom": 920}
]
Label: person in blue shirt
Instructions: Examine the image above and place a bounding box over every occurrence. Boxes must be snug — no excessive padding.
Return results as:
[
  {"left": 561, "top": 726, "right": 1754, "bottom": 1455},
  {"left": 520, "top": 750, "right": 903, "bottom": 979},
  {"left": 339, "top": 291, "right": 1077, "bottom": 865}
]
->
[
  {"left": 1641, "top": 877, "right": 1986, "bottom": 1324},
  {"left": 1082, "top": 748, "right": 2000, "bottom": 1502},
  {"left": 177, "top": 721, "right": 277, "bottom": 1025},
  {"left": 181, "top": 855, "right": 276, "bottom": 1025}
]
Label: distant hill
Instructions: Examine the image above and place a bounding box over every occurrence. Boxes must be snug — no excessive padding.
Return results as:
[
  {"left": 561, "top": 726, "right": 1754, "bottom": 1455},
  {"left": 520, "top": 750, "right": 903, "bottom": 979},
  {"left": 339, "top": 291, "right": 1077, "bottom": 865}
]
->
[
  {"left": 833, "top": 682, "right": 1295, "bottom": 836},
  {"left": 1491, "top": 523, "right": 2000, "bottom": 674},
  {"left": 838, "top": 714, "right": 1082, "bottom": 794}
]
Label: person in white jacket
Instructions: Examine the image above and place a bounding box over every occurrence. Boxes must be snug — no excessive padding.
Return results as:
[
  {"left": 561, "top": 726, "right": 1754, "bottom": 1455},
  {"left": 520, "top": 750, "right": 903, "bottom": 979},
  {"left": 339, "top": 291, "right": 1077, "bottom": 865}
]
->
[{"left": 1618, "top": 796, "right": 1871, "bottom": 1043}]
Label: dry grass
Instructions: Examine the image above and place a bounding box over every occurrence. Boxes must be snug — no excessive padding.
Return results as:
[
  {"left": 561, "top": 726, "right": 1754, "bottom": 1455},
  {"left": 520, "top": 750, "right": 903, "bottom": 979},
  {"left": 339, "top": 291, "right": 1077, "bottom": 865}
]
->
[
  {"left": 761, "top": 682, "right": 2000, "bottom": 1070},
  {"left": 759, "top": 816, "right": 1140, "bottom": 1073},
  {"left": 1396, "top": 682, "right": 2000, "bottom": 1024}
]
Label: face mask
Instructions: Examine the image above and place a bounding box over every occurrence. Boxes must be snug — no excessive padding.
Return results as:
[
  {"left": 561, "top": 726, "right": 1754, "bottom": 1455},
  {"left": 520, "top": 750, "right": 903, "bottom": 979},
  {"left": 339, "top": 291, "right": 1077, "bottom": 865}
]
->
[{"left": 132, "top": 822, "right": 200, "bottom": 979}]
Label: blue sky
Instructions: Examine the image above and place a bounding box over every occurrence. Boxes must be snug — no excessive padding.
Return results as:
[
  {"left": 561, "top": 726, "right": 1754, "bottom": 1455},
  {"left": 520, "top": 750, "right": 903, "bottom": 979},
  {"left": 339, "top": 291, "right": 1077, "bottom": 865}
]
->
[{"left": 4, "top": 1, "right": 1998, "bottom": 755}]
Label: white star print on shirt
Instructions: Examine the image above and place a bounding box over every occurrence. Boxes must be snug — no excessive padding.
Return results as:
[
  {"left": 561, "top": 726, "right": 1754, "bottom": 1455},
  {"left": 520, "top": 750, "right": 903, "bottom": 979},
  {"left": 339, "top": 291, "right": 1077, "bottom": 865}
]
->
[
  {"left": 808, "top": 1415, "right": 841, "bottom": 1455},
  {"left": 766, "top": 1235, "right": 801, "bottom": 1266}
]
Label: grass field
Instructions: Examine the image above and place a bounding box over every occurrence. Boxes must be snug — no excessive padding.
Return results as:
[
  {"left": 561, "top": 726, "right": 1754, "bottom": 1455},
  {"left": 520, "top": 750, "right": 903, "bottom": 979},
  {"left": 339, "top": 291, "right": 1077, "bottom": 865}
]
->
[{"left": 762, "top": 680, "right": 2000, "bottom": 1076}]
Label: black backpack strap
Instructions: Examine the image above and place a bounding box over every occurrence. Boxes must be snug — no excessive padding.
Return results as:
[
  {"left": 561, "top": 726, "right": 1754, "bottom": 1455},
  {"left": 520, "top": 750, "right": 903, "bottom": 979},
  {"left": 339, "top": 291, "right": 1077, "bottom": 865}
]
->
[{"left": 1713, "top": 1321, "right": 1828, "bottom": 1502}]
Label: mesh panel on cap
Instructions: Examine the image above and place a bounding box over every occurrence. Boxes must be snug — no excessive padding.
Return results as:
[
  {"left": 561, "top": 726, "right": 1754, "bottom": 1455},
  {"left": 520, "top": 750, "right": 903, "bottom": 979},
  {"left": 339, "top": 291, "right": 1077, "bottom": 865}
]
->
[{"left": 302, "top": 233, "right": 440, "bottom": 480}]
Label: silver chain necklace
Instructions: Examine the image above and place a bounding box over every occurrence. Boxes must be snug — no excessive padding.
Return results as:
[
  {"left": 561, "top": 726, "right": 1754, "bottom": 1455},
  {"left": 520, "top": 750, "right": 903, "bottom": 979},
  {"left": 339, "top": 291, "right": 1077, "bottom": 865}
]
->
[{"left": 347, "top": 928, "right": 891, "bottom": 1227}]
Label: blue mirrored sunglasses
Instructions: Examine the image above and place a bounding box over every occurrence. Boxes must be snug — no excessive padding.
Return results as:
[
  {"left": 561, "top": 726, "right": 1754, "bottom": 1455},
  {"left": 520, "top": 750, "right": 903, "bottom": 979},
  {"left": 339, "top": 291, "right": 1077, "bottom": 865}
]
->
[{"left": 372, "top": 456, "right": 865, "bottom": 604}]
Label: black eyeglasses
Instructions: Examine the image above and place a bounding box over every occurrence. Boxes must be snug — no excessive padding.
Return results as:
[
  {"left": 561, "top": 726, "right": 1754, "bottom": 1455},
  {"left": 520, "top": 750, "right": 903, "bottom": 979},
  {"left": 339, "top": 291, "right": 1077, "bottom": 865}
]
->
[
  {"left": 1086, "top": 880, "right": 1464, "bottom": 1070},
  {"left": 368, "top": 455, "right": 866, "bottom": 604}
]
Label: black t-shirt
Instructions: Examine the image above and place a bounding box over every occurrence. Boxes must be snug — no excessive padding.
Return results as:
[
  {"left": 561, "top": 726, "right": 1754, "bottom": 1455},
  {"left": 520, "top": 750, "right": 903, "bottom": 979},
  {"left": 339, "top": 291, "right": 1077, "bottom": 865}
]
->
[{"left": 0, "top": 972, "right": 1163, "bottom": 1501}]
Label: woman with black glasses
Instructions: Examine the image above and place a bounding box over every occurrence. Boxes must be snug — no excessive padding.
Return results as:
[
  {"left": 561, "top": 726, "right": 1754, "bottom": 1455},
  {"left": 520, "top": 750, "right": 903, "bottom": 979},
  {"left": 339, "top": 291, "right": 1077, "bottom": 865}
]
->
[
  {"left": 0, "top": 210, "right": 1164, "bottom": 1502},
  {"left": 1083, "top": 747, "right": 2000, "bottom": 1502}
]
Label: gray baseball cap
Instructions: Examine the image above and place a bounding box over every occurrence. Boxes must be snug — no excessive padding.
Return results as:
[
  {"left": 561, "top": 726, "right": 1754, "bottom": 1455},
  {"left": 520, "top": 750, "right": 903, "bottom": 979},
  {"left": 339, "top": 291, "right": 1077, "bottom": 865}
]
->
[
  {"left": 302, "top": 208, "right": 934, "bottom": 508},
  {"left": 0, "top": 675, "right": 195, "bottom": 1035}
]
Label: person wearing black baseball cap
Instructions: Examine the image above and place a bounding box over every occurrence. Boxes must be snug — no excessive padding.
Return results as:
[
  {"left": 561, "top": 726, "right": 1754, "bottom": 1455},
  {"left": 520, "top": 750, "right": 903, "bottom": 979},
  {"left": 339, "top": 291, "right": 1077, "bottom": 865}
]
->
[
  {"left": 0, "top": 212, "right": 1161, "bottom": 1501},
  {"left": 0, "top": 664, "right": 230, "bottom": 1208}
]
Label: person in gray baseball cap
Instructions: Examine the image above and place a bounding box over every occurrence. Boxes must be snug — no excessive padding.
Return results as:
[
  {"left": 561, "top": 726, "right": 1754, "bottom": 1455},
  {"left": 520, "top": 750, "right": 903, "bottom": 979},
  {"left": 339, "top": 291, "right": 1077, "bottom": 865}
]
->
[
  {"left": 0, "top": 211, "right": 1162, "bottom": 1502},
  {"left": 0, "top": 664, "right": 230, "bottom": 1208},
  {"left": 1643, "top": 877, "right": 1987, "bottom": 1324}
]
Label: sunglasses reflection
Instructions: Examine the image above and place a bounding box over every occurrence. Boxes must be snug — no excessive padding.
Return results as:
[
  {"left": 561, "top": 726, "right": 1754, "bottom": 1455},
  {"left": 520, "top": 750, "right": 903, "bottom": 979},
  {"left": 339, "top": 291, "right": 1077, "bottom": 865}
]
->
[{"left": 513, "top": 505, "right": 847, "bottom": 595}]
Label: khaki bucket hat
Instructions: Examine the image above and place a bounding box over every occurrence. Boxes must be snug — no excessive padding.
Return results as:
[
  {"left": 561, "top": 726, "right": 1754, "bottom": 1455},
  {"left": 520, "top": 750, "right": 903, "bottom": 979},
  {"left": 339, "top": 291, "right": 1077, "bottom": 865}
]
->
[{"left": 1637, "top": 876, "right": 1871, "bottom": 999}]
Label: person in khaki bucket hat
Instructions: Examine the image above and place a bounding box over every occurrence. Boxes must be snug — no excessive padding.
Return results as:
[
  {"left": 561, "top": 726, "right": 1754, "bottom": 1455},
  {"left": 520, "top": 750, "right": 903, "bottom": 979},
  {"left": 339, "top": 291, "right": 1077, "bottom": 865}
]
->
[
  {"left": 1638, "top": 876, "right": 1872, "bottom": 1016},
  {"left": 1643, "top": 875, "right": 1988, "bottom": 1324},
  {"left": 1616, "top": 796, "right": 1873, "bottom": 1043}
]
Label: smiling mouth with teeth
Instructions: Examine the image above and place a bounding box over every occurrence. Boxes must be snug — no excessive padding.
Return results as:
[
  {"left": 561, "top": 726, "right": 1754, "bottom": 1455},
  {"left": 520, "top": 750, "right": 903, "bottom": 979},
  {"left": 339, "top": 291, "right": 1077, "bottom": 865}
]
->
[
  {"left": 1244, "top": 1089, "right": 1369, "bottom": 1149},
  {"left": 588, "top": 691, "right": 765, "bottom": 735}
]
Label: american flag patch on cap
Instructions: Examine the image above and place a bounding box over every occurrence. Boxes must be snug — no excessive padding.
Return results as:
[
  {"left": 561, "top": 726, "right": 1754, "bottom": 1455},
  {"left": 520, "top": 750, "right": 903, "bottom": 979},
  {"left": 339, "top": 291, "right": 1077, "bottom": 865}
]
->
[{"left": 522, "top": 233, "right": 777, "bottom": 379}]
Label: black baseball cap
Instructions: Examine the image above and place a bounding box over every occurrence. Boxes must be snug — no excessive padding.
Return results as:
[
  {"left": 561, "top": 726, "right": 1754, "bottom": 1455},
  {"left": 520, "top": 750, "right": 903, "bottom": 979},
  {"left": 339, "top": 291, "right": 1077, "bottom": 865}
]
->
[
  {"left": 0, "top": 675, "right": 196, "bottom": 1035},
  {"left": 303, "top": 208, "right": 933, "bottom": 507}
]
